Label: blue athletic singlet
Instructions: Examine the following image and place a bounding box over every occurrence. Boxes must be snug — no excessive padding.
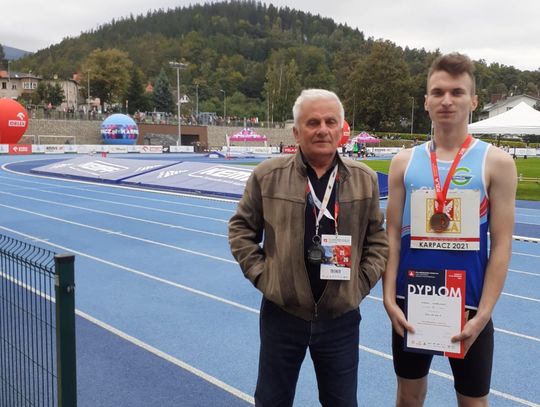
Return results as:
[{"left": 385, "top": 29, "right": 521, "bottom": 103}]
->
[{"left": 396, "top": 138, "right": 491, "bottom": 309}]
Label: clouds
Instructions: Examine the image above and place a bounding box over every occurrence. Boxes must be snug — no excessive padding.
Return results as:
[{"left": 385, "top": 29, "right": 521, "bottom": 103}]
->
[{"left": 2, "top": 0, "right": 539, "bottom": 71}]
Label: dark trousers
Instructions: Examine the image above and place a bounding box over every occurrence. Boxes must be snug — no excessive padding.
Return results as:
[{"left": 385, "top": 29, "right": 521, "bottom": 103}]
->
[{"left": 255, "top": 298, "right": 361, "bottom": 407}]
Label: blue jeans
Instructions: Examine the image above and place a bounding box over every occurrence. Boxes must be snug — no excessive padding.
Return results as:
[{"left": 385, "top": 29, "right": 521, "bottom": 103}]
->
[{"left": 255, "top": 298, "right": 361, "bottom": 407}]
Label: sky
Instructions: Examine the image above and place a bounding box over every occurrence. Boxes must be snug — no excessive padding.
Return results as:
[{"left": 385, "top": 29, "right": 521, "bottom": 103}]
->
[{"left": 2, "top": 0, "right": 540, "bottom": 71}]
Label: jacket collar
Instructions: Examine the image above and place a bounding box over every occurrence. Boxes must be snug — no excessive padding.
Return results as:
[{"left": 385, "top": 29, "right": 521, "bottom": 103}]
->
[{"left": 294, "top": 148, "right": 350, "bottom": 181}]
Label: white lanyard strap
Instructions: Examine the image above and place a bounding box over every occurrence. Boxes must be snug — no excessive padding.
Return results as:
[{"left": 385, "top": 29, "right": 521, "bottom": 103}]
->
[{"left": 307, "top": 166, "right": 338, "bottom": 235}]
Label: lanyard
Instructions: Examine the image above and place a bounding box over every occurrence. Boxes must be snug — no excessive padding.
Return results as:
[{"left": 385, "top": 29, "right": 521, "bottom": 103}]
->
[
  {"left": 429, "top": 135, "right": 472, "bottom": 214},
  {"left": 307, "top": 165, "right": 339, "bottom": 236}
]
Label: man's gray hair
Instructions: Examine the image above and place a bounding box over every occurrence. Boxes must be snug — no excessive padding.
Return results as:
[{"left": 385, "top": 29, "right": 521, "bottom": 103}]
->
[{"left": 292, "top": 89, "right": 344, "bottom": 127}]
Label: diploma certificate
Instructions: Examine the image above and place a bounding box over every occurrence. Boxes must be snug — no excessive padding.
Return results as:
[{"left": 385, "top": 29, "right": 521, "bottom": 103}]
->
[{"left": 404, "top": 269, "right": 466, "bottom": 359}]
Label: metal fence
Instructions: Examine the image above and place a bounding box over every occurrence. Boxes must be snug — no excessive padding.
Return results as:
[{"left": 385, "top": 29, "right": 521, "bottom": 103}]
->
[
  {"left": 0, "top": 234, "right": 76, "bottom": 407},
  {"left": 25, "top": 106, "right": 282, "bottom": 128}
]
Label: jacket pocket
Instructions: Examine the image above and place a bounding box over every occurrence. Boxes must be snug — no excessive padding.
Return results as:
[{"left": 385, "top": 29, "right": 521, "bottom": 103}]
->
[{"left": 358, "top": 266, "right": 376, "bottom": 299}]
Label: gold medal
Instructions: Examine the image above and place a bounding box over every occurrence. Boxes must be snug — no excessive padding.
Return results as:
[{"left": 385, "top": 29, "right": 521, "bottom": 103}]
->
[{"left": 430, "top": 212, "right": 450, "bottom": 233}]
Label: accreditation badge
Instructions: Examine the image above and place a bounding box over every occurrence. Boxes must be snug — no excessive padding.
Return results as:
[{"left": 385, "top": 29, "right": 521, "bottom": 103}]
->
[
  {"left": 410, "top": 189, "right": 480, "bottom": 251},
  {"left": 319, "top": 234, "right": 352, "bottom": 280}
]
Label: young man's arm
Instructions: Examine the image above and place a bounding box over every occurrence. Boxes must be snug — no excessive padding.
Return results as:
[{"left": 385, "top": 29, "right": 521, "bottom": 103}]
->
[
  {"left": 451, "top": 147, "right": 517, "bottom": 353},
  {"left": 383, "top": 149, "right": 415, "bottom": 336}
]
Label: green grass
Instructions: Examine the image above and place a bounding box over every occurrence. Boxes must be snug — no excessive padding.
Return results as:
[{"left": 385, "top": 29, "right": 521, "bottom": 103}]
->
[
  {"left": 515, "top": 157, "right": 540, "bottom": 178},
  {"left": 515, "top": 182, "right": 540, "bottom": 201},
  {"left": 363, "top": 157, "right": 540, "bottom": 201},
  {"left": 361, "top": 160, "right": 391, "bottom": 174},
  {"left": 515, "top": 157, "right": 540, "bottom": 201}
]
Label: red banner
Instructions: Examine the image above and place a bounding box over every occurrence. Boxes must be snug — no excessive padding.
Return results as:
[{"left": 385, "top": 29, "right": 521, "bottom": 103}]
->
[
  {"left": 9, "top": 144, "right": 32, "bottom": 155},
  {"left": 283, "top": 146, "right": 297, "bottom": 154}
]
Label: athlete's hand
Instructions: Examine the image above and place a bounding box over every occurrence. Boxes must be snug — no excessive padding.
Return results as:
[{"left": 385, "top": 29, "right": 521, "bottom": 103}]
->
[
  {"left": 451, "top": 316, "right": 487, "bottom": 355},
  {"left": 383, "top": 300, "right": 415, "bottom": 337}
]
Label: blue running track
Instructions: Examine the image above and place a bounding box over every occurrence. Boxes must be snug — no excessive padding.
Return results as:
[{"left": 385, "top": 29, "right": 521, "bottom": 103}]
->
[{"left": 0, "top": 154, "right": 538, "bottom": 407}]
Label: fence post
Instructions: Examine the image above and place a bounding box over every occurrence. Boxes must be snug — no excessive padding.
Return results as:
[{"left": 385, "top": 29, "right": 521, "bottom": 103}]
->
[{"left": 55, "top": 254, "right": 77, "bottom": 407}]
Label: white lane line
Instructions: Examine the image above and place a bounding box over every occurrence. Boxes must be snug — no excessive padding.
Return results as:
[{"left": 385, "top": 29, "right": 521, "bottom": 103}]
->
[
  {"left": 1, "top": 270, "right": 255, "bottom": 405},
  {"left": 359, "top": 345, "right": 540, "bottom": 406},
  {"left": 0, "top": 271, "right": 53, "bottom": 301},
  {"left": 0, "top": 176, "right": 237, "bottom": 213},
  {"left": 495, "top": 328, "right": 540, "bottom": 343},
  {"left": 501, "top": 292, "right": 540, "bottom": 303},
  {"left": 1, "top": 225, "right": 539, "bottom": 406},
  {"left": 77, "top": 311, "right": 255, "bottom": 405},
  {"left": 2, "top": 225, "right": 537, "bottom": 345},
  {"left": 366, "top": 294, "right": 540, "bottom": 343},
  {"left": 0, "top": 186, "right": 229, "bottom": 223},
  {"left": 3, "top": 170, "right": 540, "bottom": 244},
  {"left": 487, "top": 390, "right": 540, "bottom": 407},
  {"left": 1, "top": 219, "right": 538, "bottom": 330},
  {"left": 0, "top": 206, "right": 236, "bottom": 264},
  {"left": 513, "top": 251, "right": 540, "bottom": 258},
  {"left": 4, "top": 263, "right": 536, "bottom": 406},
  {"left": 516, "top": 207, "right": 540, "bottom": 213},
  {"left": 517, "top": 218, "right": 540, "bottom": 224},
  {"left": 0, "top": 225, "right": 249, "bottom": 310},
  {"left": 513, "top": 236, "right": 540, "bottom": 244},
  {"left": 509, "top": 268, "right": 540, "bottom": 277},
  {"left": 372, "top": 297, "right": 540, "bottom": 343},
  {"left": 0, "top": 191, "right": 227, "bottom": 238},
  {"left": 0, "top": 166, "right": 239, "bottom": 205}
]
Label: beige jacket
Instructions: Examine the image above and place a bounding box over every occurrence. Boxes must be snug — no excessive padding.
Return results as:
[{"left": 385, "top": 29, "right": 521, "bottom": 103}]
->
[{"left": 228, "top": 151, "right": 388, "bottom": 321}]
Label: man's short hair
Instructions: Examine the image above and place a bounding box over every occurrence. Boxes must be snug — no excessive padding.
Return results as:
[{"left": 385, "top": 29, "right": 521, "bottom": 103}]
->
[
  {"left": 292, "top": 89, "right": 344, "bottom": 127},
  {"left": 427, "top": 53, "right": 476, "bottom": 94}
]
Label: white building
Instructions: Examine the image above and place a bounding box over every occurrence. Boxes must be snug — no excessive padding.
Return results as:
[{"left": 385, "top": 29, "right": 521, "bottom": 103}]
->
[{"left": 480, "top": 94, "right": 540, "bottom": 120}]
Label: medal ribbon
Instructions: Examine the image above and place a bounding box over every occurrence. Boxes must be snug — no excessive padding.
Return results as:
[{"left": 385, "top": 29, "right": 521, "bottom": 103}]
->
[
  {"left": 307, "top": 165, "right": 339, "bottom": 236},
  {"left": 429, "top": 134, "right": 473, "bottom": 214}
]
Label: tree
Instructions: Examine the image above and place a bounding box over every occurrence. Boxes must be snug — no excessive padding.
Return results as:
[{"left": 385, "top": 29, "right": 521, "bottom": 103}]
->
[
  {"left": 490, "top": 82, "right": 508, "bottom": 97},
  {"left": 0, "top": 44, "right": 5, "bottom": 68},
  {"left": 344, "top": 41, "right": 412, "bottom": 131},
  {"left": 264, "top": 57, "right": 301, "bottom": 123},
  {"left": 35, "top": 82, "right": 49, "bottom": 104},
  {"left": 31, "top": 81, "right": 65, "bottom": 107},
  {"left": 152, "top": 68, "right": 174, "bottom": 113},
  {"left": 525, "top": 82, "right": 539, "bottom": 97},
  {"left": 125, "top": 67, "right": 151, "bottom": 114},
  {"left": 48, "top": 83, "right": 65, "bottom": 106},
  {"left": 80, "top": 48, "right": 133, "bottom": 109},
  {"left": 291, "top": 46, "right": 335, "bottom": 89},
  {"left": 226, "top": 91, "right": 265, "bottom": 119}
]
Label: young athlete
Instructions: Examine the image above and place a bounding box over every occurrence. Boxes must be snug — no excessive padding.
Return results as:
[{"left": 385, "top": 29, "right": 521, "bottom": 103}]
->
[{"left": 383, "top": 53, "right": 517, "bottom": 407}]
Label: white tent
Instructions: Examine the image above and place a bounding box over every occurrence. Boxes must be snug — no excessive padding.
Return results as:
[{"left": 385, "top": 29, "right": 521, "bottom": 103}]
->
[{"left": 468, "top": 102, "right": 540, "bottom": 135}]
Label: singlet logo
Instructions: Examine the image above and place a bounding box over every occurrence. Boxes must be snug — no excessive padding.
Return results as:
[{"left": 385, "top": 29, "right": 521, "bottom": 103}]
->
[{"left": 452, "top": 167, "right": 473, "bottom": 186}]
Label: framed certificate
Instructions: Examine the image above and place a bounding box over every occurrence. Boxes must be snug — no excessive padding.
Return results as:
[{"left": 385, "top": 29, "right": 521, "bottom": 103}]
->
[
  {"left": 404, "top": 269, "right": 466, "bottom": 359},
  {"left": 410, "top": 189, "right": 480, "bottom": 251}
]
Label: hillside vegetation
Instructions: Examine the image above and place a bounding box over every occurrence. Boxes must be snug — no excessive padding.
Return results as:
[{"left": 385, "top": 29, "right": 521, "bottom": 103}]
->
[{"left": 10, "top": 1, "right": 540, "bottom": 134}]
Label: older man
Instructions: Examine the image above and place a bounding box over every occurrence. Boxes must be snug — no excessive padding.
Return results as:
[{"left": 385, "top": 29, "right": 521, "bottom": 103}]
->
[{"left": 228, "top": 89, "right": 388, "bottom": 407}]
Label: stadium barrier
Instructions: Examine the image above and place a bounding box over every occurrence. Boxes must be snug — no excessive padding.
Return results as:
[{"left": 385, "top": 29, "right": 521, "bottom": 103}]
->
[{"left": 0, "top": 234, "right": 76, "bottom": 407}]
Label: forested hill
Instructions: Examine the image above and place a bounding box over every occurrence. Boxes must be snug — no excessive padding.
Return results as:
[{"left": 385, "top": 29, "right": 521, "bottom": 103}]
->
[
  {"left": 12, "top": 1, "right": 540, "bottom": 132},
  {"left": 17, "top": 1, "right": 368, "bottom": 77}
]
